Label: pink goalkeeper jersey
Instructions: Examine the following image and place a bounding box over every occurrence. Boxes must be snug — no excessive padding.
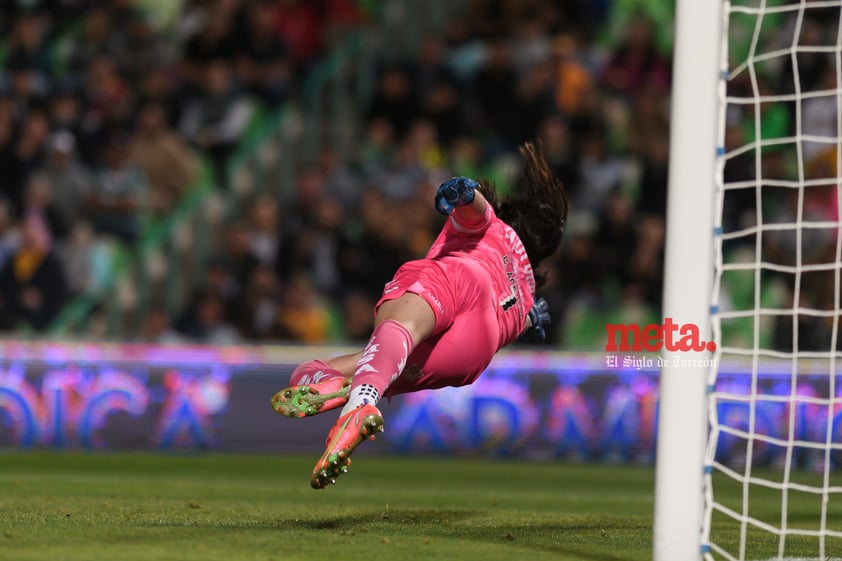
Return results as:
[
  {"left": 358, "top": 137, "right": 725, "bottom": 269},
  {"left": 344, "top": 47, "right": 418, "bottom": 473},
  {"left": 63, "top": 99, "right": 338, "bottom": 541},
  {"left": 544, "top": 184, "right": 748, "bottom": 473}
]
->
[
  {"left": 373, "top": 201, "right": 537, "bottom": 394},
  {"left": 426, "top": 203, "right": 536, "bottom": 348}
]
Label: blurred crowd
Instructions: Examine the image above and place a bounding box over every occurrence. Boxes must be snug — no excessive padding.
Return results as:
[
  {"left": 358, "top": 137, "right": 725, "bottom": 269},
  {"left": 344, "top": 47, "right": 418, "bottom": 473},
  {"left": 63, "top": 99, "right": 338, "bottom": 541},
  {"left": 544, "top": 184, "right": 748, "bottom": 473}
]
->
[
  {"left": 4, "top": 0, "right": 837, "bottom": 351},
  {"left": 0, "top": 0, "right": 365, "bottom": 333},
  {"left": 156, "top": 0, "right": 676, "bottom": 347}
]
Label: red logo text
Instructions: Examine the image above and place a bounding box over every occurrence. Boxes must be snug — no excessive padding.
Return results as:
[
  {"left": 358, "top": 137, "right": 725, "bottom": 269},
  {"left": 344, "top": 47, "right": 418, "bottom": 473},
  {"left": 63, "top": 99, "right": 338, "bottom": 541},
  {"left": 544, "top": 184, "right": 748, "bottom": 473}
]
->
[{"left": 605, "top": 318, "right": 717, "bottom": 352}]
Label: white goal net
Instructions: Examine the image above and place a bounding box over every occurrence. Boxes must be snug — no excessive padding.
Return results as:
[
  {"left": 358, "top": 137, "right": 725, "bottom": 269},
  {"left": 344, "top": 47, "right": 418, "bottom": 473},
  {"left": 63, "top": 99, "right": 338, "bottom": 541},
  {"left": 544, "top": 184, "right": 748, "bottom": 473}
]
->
[{"left": 703, "top": 1, "right": 842, "bottom": 560}]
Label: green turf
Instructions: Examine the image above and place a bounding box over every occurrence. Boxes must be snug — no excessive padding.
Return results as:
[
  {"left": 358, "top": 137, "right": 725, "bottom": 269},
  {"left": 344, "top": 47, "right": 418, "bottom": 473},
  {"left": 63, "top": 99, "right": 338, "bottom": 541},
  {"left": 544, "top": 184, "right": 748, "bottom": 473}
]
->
[
  {"left": 0, "top": 453, "right": 840, "bottom": 561},
  {"left": 0, "top": 452, "right": 652, "bottom": 561}
]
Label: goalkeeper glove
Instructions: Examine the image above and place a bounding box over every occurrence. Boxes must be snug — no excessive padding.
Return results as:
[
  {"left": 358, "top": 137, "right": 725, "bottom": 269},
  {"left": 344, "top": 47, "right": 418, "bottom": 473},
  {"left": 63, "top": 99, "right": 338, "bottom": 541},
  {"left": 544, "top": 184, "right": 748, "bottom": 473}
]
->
[
  {"left": 527, "top": 297, "right": 551, "bottom": 343},
  {"left": 435, "top": 177, "right": 478, "bottom": 216}
]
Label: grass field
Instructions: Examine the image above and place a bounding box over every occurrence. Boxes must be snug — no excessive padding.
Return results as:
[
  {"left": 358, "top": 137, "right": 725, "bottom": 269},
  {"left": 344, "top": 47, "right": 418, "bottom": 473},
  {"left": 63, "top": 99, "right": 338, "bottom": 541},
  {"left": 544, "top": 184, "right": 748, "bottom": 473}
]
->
[
  {"left": 1, "top": 452, "right": 840, "bottom": 561},
  {"left": 1, "top": 452, "right": 652, "bottom": 561}
]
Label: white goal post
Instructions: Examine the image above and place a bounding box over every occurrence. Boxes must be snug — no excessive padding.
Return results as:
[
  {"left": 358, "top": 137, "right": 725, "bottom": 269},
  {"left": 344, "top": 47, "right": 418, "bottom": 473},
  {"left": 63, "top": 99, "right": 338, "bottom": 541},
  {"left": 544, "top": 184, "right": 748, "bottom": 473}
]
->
[
  {"left": 656, "top": 1, "right": 842, "bottom": 561},
  {"left": 654, "top": 0, "right": 722, "bottom": 560}
]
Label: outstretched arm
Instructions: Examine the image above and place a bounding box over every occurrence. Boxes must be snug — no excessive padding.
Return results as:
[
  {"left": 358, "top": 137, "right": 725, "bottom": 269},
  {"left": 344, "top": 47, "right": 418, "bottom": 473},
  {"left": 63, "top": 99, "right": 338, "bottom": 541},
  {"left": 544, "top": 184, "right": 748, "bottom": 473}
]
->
[{"left": 435, "top": 177, "right": 490, "bottom": 231}]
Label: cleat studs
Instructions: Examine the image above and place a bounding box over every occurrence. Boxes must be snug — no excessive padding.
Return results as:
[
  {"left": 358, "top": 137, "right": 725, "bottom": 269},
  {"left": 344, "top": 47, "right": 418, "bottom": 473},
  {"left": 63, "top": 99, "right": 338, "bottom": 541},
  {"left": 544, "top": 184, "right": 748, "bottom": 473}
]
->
[
  {"left": 306, "top": 406, "right": 316, "bottom": 415},
  {"left": 330, "top": 479, "right": 336, "bottom": 485},
  {"left": 341, "top": 466, "right": 349, "bottom": 473},
  {"left": 283, "top": 390, "right": 292, "bottom": 398}
]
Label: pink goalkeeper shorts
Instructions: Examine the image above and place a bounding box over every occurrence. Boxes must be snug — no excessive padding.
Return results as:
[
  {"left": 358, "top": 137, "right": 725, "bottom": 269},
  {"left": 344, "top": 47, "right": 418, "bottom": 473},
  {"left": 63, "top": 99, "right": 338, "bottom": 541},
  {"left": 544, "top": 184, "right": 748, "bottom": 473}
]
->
[{"left": 375, "top": 258, "right": 499, "bottom": 394}]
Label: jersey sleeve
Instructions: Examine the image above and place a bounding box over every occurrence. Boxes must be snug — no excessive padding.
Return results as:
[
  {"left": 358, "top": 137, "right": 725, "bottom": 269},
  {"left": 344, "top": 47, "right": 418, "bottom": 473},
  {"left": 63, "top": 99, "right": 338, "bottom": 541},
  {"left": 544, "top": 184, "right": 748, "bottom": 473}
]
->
[
  {"left": 425, "top": 203, "right": 493, "bottom": 259},
  {"left": 448, "top": 201, "right": 494, "bottom": 235}
]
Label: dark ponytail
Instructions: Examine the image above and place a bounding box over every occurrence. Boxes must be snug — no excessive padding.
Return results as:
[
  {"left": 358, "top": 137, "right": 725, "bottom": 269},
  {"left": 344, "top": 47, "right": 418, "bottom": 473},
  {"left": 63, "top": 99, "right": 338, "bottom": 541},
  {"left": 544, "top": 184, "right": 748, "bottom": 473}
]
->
[{"left": 481, "top": 141, "right": 568, "bottom": 287}]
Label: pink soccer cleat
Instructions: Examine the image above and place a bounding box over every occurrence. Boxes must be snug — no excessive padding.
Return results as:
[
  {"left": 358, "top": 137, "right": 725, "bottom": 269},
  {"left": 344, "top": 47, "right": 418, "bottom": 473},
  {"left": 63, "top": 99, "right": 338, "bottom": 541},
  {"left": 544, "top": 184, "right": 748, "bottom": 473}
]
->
[
  {"left": 310, "top": 404, "right": 384, "bottom": 489},
  {"left": 271, "top": 361, "right": 351, "bottom": 418}
]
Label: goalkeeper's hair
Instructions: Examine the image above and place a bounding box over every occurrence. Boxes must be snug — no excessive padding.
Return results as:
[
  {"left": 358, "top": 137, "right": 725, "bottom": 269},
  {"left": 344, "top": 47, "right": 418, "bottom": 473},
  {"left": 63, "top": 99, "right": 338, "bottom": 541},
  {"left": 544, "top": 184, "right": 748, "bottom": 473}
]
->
[{"left": 481, "top": 141, "right": 568, "bottom": 287}]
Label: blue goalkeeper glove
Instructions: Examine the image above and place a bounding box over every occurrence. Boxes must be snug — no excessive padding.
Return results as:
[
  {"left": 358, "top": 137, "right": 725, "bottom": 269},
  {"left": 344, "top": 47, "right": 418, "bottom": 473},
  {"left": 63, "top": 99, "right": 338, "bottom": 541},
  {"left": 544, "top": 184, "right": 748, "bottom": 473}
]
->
[
  {"left": 435, "top": 177, "right": 478, "bottom": 216},
  {"left": 527, "top": 297, "right": 551, "bottom": 342}
]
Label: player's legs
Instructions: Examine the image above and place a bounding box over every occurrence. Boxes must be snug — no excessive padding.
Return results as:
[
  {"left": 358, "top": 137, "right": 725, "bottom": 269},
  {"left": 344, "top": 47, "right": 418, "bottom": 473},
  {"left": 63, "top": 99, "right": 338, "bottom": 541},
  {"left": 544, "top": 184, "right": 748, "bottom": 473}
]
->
[
  {"left": 324, "top": 352, "right": 363, "bottom": 375},
  {"left": 339, "top": 293, "right": 436, "bottom": 412},
  {"left": 310, "top": 293, "right": 437, "bottom": 488},
  {"left": 385, "top": 306, "right": 499, "bottom": 396},
  {"left": 372, "top": 293, "right": 437, "bottom": 344},
  {"left": 333, "top": 292, "right": 436, "bottom": 416}
]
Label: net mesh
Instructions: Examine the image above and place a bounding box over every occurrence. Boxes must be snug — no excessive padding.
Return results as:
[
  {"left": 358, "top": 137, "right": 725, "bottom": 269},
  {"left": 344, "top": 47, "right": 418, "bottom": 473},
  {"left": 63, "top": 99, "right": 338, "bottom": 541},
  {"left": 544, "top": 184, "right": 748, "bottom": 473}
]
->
[{"left": 704, "top": 1, "right": 842, "bottom": 560}]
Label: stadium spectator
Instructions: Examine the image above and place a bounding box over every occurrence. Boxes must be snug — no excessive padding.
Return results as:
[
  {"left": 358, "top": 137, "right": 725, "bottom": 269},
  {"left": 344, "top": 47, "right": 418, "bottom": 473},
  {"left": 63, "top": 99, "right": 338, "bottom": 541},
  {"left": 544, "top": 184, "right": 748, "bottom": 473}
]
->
[
  {"left": 5, "top": 11, "right": 51, "bottom": 80},
  {"left": 57, "top": 222, "right": 106, "bottom": 298},
  {"left": 411, "top": 37, "right": 465, "bottom": 146},
  {"left": 179, "top": 60, "right": 255, "bottom": 176},
  {"left": 141, "top": 304, "right": 185, "bottom": 344},
  {"left": 367, "top": 138, "right": 430, "bottom": 201},
  {"left": 47, "top": 87, "right": 88, "bottom": 155},
  {"left": 88, "top": 132, "right": 148, "bottom": 245},
  {"left": 0, "top": 212, "right": 67, "bottom": 331},
  {"left": 246, "top": 193, "right": 283, "bottom": 267},
  {"left": 635, "top": 131, "right": 669, "bottom": 219},
  {"left": 183, "top": 5, "right": 239, "bottom": 78},
  {"left": 176, "top": 290, "right": 240, "bottom": 345},
  {"left": 341, "top": 289, "right": 376, "bottom": 342},
  {"left": 472, "top": 38, "right": 518, "bottom": 143},
  {"left": 318, "top": 148, "right": 361, "bottom": 209},
  {"left": 22, "top": 172, "right": 68, "bottom": 242},
  {"left": 235, "top": 0, "right": 293, "bottom": 107},
  {"left": 368, "top": 64, "right": 421, "bottom": 141},
  {"left": 552, "top": 34, "right": 594, "bottom": 118},
  {"left": 6, "top": 56, "right": 47, "bottom": 122},
  {"left": 237, "top": 263, "right": 283, "bottom": 340},
  {"left": 509, "top": 6, "right": 554, "bottom": 73},
  {"left": 281, "top": 196, "right": 346, "bottom": 297},
  {"left": 271, "top": 0, "right": 325, "bottom": 68},
  {"left": 276, "top": 274, "right": 332, "bottom": 343},
  {"left": 358, "top": 117, "right": 396, "bottom": 178},
  {"left": 572, "top": 132, "right": 628, "bottom": 221},
  {"left": 600, "top": 15, "right": 670, "bottom": 97},
  {"left": 2, "top": 109, "right": 51, "bottom": 217},
  {"left": 0, "top": 200, "right": 19, "bottom": 273},
  {"left": 42, "top": 131, "right": 92, "bottom": 233},
  {"left": 83, "top": 56, "right": 134, "bottom": 147},
  {"left": 65, "top": 8, "right": 125, "bottom": 76},
  {"left": 214, "top": 220, "right": 258, "bottom": 304},
  {"left": 118, "top": 9, "right": 166, "bottom": 86},
  {"left": 801, "top": 64, "right": 838, "bottom": 162},
  {"left": 130, "top": 102, "right": 198, "bottom": 216},
  {"left": 539, "top": 114, "right": 579, "bottom": 197}
]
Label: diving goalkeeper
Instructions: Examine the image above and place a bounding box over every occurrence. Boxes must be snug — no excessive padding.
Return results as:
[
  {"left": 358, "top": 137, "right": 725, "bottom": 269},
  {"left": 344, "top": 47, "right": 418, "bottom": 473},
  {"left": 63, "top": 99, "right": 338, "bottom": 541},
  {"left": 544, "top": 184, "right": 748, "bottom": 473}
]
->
[{"left": 271, "top": 141, "right": 568, "bottom": 489}]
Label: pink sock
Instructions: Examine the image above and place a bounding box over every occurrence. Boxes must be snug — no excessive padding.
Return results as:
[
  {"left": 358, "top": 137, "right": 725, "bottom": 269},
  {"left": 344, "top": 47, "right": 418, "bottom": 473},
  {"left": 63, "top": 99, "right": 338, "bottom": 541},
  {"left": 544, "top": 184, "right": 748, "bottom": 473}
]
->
[
  {"left": 347, "top": 320, "right": 414, "bottom": 402},
  {"left": 289, "top": 359, "right": 345, "bottom": 386}
]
